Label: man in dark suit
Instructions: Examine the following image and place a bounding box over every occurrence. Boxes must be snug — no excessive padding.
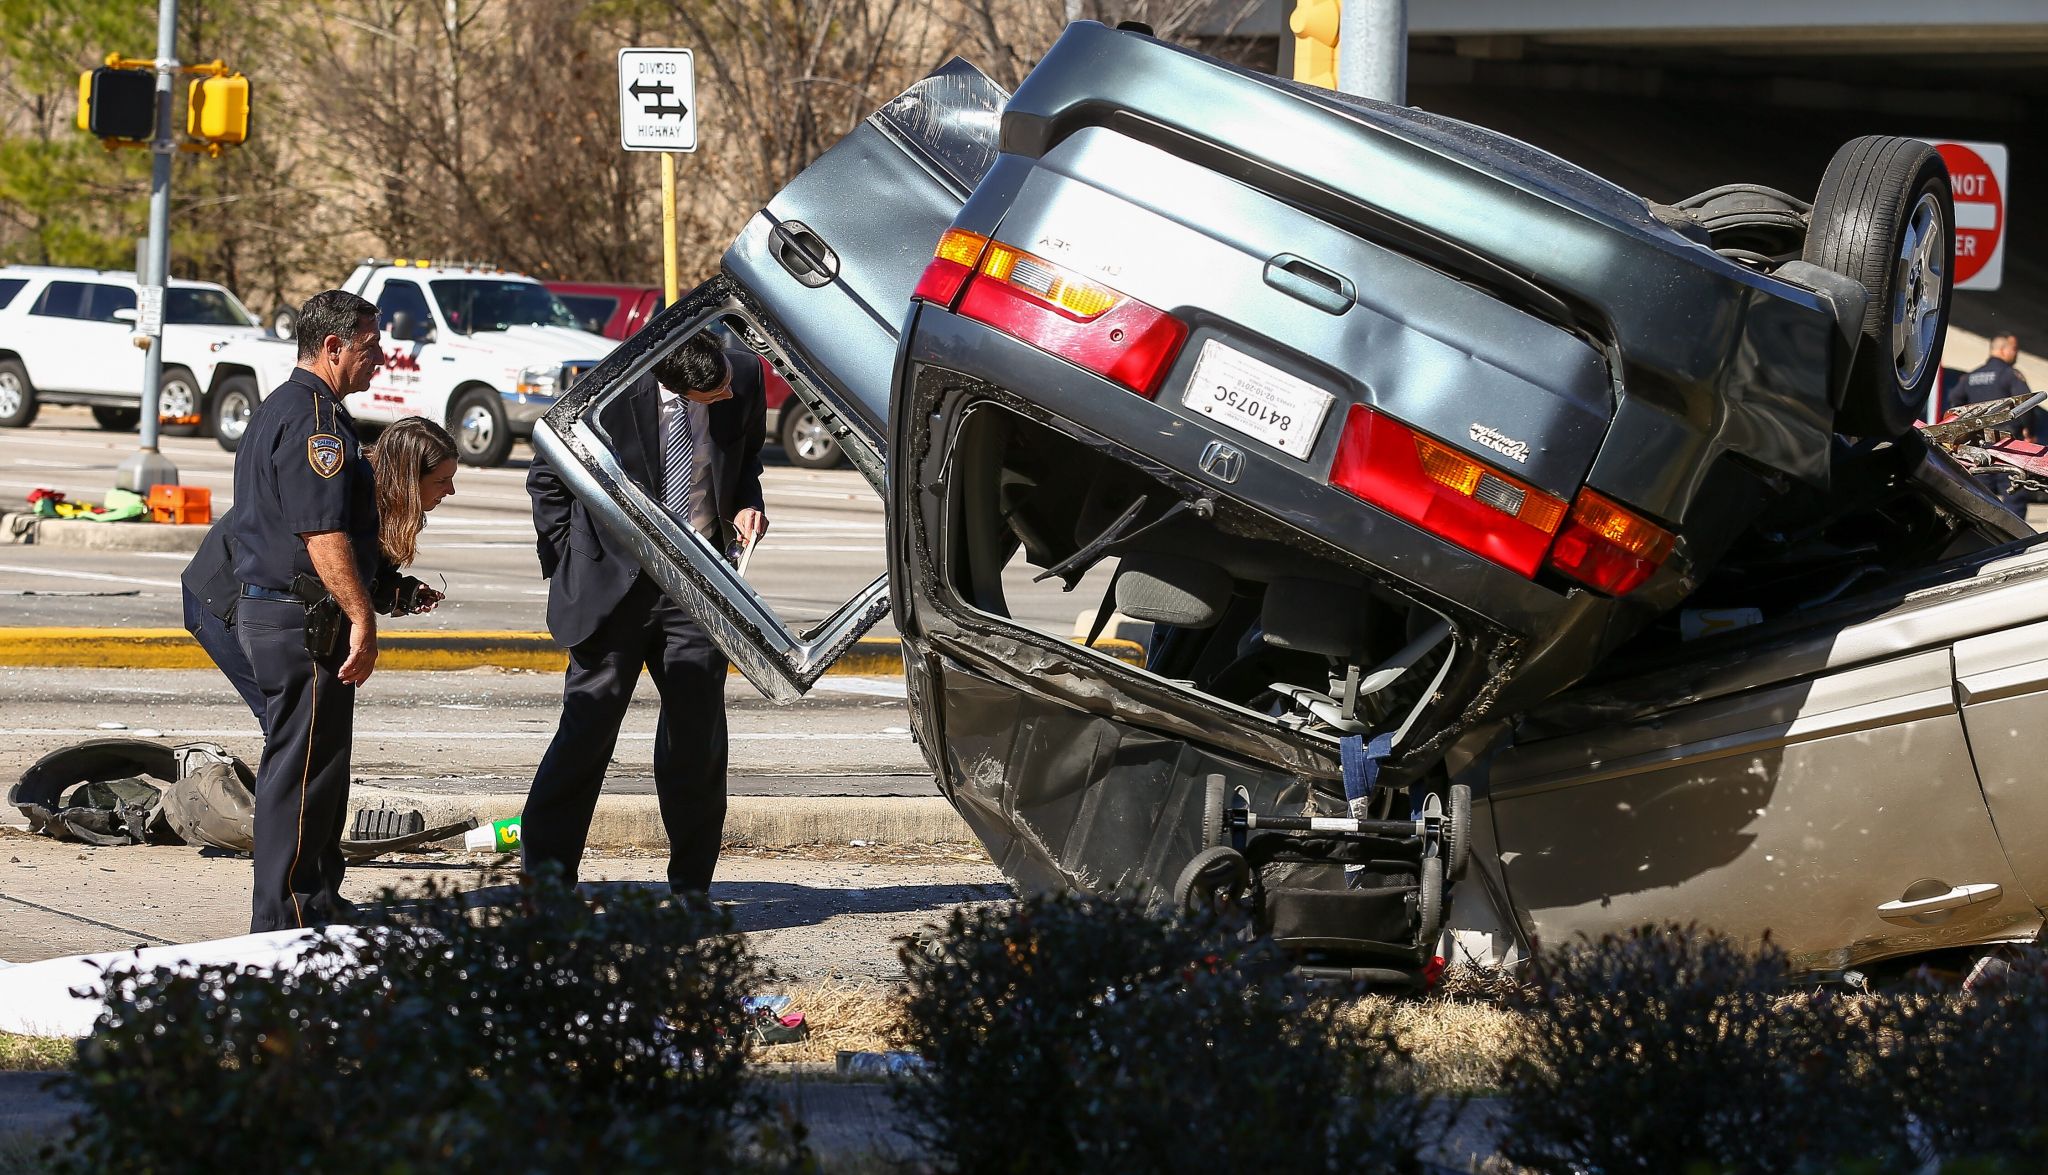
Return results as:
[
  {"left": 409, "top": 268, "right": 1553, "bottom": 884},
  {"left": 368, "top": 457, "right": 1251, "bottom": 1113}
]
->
[{"left": 522, "top": 333, "right": 768, "bottom": 892}]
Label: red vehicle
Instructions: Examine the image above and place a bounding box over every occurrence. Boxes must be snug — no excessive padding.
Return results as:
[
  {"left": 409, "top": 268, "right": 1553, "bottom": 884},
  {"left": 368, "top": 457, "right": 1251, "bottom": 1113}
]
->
[
  {"left": 545, "top": 280, "right": 843, "bottom": 469},
  {"left": 543, "top": 281, "right": 663, "bottom": 341}
]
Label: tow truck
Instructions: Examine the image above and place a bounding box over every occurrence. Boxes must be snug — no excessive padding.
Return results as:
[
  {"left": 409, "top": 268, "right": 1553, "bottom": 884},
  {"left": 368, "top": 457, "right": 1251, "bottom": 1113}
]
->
[{"left": 201, "top": 259, "right": 614, "bottom": 465}]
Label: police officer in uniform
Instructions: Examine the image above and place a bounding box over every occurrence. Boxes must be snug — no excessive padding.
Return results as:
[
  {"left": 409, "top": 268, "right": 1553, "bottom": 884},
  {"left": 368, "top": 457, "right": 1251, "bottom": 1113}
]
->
[
  {"left": 230, "top": 290, "right": 384, "bottom": 932},
  {"left": 1951, "top": 334, "right": 2035, "bottom": 513}
]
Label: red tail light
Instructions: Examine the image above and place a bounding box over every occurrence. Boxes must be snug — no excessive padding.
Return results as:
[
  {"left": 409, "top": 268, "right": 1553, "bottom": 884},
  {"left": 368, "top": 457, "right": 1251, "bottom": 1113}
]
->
[
  {"left": 912, "top": 229, "right": 989, "bottom": 309},
  {"left": 949, "top": 239, "right": 1188, "bottom": 396},
  {"left": 1545, "top": 490, "right": 1675, "bottom": 595},
  {"left": 1329, "top": 405, "right": 1568, "bottom": 577}
]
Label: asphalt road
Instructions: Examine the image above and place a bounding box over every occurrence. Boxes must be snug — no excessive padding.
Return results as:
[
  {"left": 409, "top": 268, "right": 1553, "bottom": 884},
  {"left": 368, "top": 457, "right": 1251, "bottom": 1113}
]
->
[
  {"left": 0, "top": 666, "right": 931, "bottom": 803},
  {"left": 0, "top": 406, "right": 1100, "bottom": 640}
]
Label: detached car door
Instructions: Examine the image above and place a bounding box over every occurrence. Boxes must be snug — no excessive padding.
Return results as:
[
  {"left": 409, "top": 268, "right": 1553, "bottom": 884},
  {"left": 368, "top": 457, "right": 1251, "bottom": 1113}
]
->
[
  {"left": 1486, "top": 558, "right": 2042, "bottom": 970},
  {"left": 532, "top": 59, "right": 1007, "bottom": 702}
]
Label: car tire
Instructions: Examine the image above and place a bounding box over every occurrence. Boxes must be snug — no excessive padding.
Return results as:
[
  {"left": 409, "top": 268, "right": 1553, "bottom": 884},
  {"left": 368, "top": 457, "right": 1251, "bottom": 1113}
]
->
[
  {"left": 1802, "top": 136, "right": 1954, "bottom": 438},
  {"left": 269, "top": 305, "right": 298, "bottom": 342},
  {"left": 92, "top": 406, "right": 141, "bottom": 432},
  {"left": 158, "top": 366, "right": 203, "bottom": 436},
  {"left": 209, "top": 374, "right": 259, "bottom": 453},
  {"left": 450, "top": 385, "right": 513, "bottom": 467},
  {"left": 779, "top": 402, "right": 844, "bottom": 469},
  {"left": 0, "top": 358, "right": 39, "bottom": 428}
]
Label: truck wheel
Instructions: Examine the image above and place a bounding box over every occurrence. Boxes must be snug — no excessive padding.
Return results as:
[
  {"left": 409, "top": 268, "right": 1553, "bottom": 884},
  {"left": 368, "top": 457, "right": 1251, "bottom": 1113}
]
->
[
  {"left": 780, "top": 403, "right": 844, "bottom": 469},
  {"left": 269, "top": 305, "right": 298, "bottom": 341},
  {"left": 209, "top": 374, "right": 258, "bottom": 453},
  {"left": 92, "top": 406, "right": 140, "bottom": 432},
  {"left": 1802, "top": 136, "right": 1954, "bottom": 438},
  {"left": 451, "top": 386, "right": 513, "bottom": 467},
  {"left": 0, "top": 359, "right": 38, "bottom": 428},
  {"left": 158, "top": 366, "right": 203, "bottom": 436}
]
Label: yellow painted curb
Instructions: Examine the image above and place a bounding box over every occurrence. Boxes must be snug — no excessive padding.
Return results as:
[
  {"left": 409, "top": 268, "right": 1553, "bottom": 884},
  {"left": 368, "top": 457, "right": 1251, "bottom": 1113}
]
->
[{"left": 0, "top": 629, "right": 1144, "bottom": 674}]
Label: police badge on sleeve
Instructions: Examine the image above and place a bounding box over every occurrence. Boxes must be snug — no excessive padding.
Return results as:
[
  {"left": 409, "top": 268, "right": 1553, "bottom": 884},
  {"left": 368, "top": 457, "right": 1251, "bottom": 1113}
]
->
[{"left": 308, "top": 434, "right": 346, "bottom": 479}]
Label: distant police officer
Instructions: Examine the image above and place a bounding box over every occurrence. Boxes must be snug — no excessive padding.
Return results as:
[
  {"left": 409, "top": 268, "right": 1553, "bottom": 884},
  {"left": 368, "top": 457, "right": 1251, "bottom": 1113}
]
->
[
  {"left": 1951, "top": 334, "right": 2036, "bottom": 513},
  {"left": 231, "top": 290, "right": 384, "bottom": 932}
]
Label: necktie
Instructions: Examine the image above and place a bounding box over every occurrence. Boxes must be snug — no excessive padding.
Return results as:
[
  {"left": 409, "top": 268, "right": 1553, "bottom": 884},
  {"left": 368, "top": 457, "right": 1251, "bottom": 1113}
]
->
[{"left": 663, "top": 399, "right": 694, "bottom": 525}]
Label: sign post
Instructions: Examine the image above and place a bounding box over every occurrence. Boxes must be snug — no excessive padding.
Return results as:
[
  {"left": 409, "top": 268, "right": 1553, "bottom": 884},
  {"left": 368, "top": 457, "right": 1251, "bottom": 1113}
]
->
[
  {"left": 618, "top": 48, "right": 698, "bottom": 304},
  {"left": 1921, "top": 138, "right": 2008, "bottom": 292}
]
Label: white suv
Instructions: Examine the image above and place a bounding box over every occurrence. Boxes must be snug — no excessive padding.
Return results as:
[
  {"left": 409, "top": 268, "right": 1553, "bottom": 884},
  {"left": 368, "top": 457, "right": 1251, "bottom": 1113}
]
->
[{"left": 0, "top": 266, "right": 266, "bottom": 431}]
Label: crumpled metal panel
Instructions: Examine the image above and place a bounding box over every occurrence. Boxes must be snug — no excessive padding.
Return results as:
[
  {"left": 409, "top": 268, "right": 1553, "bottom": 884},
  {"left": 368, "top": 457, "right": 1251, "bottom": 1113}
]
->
[{"left": 933, "top": 666, "right": 1332, "bottom": 903}]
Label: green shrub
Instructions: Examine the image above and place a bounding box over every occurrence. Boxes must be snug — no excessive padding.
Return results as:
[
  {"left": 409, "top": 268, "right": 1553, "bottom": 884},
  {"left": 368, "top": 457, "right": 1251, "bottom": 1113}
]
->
[
  {"left": 1495, "top": 923, "right": 1895, "bottom": 1174},
  {"left": 1872, "top": 947, "right": 2048, "bottom": 1167},
  {"left": 48, "top": 875, "right": 807, "bottom": 1174},
  {"left": 892, "top": 891, "right": 1443, "bottom": 1174}
]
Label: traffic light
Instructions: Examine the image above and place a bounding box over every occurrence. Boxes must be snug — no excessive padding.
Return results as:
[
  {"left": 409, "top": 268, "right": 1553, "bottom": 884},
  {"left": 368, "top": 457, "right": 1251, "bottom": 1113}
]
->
[
  {"left": 1291, "top": 0, "right": 1341, "bottom": 90},
  {"left": 78, "top": 65, "right": 157, "bottom": 141},
  {"left": 187, "top": 72, "right": 249, "bottom": 145}
]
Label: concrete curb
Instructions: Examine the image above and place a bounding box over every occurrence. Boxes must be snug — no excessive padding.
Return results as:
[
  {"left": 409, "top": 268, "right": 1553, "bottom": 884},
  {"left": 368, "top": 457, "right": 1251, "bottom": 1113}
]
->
[
  {"left": 344, "top": 789, "right": 974, "bottom": 850},
  {"left": 0, "top": 628, "right": 1143, "bottom": 675},
  {"left": 0, "top": 515, "right": 210, "bottom": 552}
]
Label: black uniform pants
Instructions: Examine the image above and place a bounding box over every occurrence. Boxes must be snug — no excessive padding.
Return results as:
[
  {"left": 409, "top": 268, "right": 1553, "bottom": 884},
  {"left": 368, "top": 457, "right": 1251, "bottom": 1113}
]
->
[
  {"left": 523, "top": 576, "right": 729, "bottom": 892},
  {"left": 238, "top": 595, "right": 356, "bottom": 933}
]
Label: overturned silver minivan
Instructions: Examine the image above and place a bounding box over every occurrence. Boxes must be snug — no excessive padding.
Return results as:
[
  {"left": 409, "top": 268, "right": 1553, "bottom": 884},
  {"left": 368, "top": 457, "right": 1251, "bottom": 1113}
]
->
[{"left": 540, "top": 27, "right": 2047, "bottom": 984}]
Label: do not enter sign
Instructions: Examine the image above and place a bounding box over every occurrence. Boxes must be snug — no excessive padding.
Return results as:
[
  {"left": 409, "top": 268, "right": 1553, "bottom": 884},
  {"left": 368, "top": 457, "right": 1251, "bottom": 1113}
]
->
[{"left": 1922, "top": 139, "right": 2007, "bottom": 291}]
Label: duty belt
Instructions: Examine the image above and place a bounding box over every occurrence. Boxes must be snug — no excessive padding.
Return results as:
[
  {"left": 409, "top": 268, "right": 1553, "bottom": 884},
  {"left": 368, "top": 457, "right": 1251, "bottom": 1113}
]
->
[{"left": 241, "top": 574, "right": 331, "bottom": 606}]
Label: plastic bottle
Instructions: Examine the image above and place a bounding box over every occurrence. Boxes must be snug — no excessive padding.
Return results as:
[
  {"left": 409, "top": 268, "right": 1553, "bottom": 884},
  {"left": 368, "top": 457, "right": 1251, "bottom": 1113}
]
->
[{"left": 463, "top": 816, "right": 521, "bottom": 853}]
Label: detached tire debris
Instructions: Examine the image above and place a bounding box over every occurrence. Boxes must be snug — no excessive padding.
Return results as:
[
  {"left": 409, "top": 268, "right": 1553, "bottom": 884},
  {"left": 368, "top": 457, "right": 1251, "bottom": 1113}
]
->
[{"left": 9, "top": 737, "right": 475, "bottom": 860}]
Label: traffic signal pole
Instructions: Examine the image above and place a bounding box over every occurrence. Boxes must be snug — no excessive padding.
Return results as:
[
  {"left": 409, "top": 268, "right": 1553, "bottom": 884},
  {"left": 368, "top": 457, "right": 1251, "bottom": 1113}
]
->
[
  {"left": 1337, "top": 0, "right": 1406, "bottom": 103},
  {"left": 116, "top": 0, "right": 180, "bottom": 494}
]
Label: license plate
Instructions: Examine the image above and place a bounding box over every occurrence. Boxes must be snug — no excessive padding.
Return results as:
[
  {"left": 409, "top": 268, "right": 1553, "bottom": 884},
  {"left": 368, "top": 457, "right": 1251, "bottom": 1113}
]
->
[{"left": 1180, "top": 340, "right": 1334, "bottom": 460}]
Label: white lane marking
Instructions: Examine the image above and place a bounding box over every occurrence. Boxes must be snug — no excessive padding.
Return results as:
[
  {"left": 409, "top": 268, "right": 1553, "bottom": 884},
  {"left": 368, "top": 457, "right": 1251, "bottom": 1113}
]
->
[
  {"left": 0, "top": 727, "right": 912, "bottom": 741},
  {"left": 0, "top": 563, "right": 181, "bottom": 588}
]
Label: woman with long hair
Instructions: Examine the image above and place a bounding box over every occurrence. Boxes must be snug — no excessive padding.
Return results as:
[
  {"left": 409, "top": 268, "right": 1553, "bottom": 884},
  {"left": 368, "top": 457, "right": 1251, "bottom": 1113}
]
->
[{"left": 181, "top": 416, "right": 460, "bottom": 727}]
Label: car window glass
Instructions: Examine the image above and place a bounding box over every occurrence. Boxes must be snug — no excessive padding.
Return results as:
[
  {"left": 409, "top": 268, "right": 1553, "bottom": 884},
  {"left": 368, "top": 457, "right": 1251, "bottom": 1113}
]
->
[
  {"left": 85, "top": 284, "right": 137, "bottom": 323},
  {"left": 30, "top": 281, "right": 89, "bottom": 319},
  {"left": 377, "top": 280, "right": 433, "bottom": 333},
  {"left": 166, "top": 287, "right": 256, "bottom": 326},
  {"left": 0, "top": 278, "right": 25, "bottom": 309},
  {"left": 556, "top": 293, "right": 616, "bottom": 335},
  {"left": 428, "top": 279, "right": 580, "bottom": 334}
]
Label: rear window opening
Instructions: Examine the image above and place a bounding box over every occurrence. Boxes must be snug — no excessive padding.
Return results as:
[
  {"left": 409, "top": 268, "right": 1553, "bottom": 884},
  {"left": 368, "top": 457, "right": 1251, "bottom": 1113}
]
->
[{"left": 939, "top": 403, "right": 1459, "bottom": 750}]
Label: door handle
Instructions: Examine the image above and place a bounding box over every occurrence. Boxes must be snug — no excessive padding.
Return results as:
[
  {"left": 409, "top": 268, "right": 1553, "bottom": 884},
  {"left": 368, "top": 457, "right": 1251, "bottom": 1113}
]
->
[
  {"left": 770, "top": 220, "right": 838, "bottom": 289},
  {"left": 1876, "top": 882, "right": 2002, "bottom": 924},
  {"left": 1263, "top": 253, "right": 1354, "bottom": 316}
]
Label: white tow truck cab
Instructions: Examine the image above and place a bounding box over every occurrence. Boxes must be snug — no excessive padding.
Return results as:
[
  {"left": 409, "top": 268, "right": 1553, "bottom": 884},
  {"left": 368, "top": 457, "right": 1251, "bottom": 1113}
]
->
[{"left": 202, "top": 259, "right": 614, "bottom": 466}]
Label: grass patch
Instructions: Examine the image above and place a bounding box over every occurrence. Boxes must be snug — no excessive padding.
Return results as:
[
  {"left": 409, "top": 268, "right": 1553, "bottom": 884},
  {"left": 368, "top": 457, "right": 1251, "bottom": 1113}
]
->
[
  {"left": 1357, "top": 994, "right": 1521, "bottom": 1096},
  {"left": 750, "top": 981, "right": 908, "bottom": 1065},
  {"left": 0, "top": 1034, "right": 73, "bottom": 1073},
  {"left": 752, "top": 979, "right": 1525, "bottom": 1097}
]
